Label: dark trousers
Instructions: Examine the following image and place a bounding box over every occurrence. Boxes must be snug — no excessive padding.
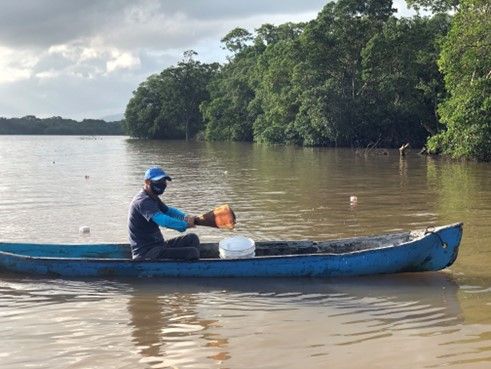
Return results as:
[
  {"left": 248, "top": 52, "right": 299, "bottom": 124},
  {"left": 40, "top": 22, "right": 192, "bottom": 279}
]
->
[{"left": 142, "top": 233, "right": 200, "bottom": 260}]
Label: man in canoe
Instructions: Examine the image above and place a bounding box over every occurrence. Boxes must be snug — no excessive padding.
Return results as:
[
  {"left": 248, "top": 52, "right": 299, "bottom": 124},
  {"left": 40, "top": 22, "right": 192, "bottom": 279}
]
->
[{"left": 128, "top": 166, "right": 200, "bottom": 260}]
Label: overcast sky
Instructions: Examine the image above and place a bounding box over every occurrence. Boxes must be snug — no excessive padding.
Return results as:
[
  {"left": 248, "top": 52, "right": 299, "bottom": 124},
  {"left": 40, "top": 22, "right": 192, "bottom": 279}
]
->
[{"left": 0, "top": 0, "right": 417, "bottom": 120}]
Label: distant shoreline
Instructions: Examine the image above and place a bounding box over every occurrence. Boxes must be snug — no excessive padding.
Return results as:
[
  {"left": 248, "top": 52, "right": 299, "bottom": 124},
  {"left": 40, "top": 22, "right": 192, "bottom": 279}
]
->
[{"left": 0, "top": 116, "right": 124, "bottom": 135}]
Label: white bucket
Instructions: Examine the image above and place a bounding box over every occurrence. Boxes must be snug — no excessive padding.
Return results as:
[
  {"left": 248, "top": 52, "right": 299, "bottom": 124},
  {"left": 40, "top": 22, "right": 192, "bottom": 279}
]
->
[{"left": 219, "top": 236, "right": 255, "bottom": 259}]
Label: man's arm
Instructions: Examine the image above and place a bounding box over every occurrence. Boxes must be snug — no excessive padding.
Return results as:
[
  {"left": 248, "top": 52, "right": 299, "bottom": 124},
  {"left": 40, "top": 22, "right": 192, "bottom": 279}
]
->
[
  {"left": 165, "top": 207, "right": 196, "bottom": 228},
  {"left": 165, "top": 207, "right": 186, "bottom": 220},
  {"left": 151, "top": 212, "right": 188, "bottom": 232}
]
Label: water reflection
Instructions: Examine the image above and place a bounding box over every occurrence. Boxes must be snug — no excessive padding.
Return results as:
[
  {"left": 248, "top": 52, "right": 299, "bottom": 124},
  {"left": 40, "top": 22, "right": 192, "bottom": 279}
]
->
[
  {"left": 399, "top": 155, "right": 408, "bottom": 190},
  {"left": 1, "top": 272, "right": 491, "bottom": 368},
  {"left": 426, "top": 157, "right": 491, "bottom": 277},
  {"left": 127, "top": 286, "right": 230, "bottom": 368},
  {"left": 124, "top": 272, "right": 464, "bottom": 368},
  {"left": 128, "top": 294, "right": 165, "bottom": 360}
]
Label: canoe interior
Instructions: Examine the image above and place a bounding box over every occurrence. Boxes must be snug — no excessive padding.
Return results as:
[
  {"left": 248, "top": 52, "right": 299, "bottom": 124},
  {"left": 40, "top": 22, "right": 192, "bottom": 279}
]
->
[{"left": 0, "top": 230, "right": 421, "bottom": 259}]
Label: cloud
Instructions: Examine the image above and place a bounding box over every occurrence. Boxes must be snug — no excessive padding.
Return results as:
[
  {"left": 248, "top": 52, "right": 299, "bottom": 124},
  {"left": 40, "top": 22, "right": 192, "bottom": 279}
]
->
[
  {"left": 106, "top": 51, "right": 141, "bottom": 73},
  {"left": 0, "top": 47, "right": 38, "bottom": 83},
  {"left": 0, "top": 0, "right": 327, "bottom": 49},
  {"left": 0, "top": 1, "right": 420, "bottom": 120},
  {"left": 0, "top": 69, "right": 139, "bottom": 118},
  {"left": 0, "top": 43, "right": 182, "bottom": 119}
]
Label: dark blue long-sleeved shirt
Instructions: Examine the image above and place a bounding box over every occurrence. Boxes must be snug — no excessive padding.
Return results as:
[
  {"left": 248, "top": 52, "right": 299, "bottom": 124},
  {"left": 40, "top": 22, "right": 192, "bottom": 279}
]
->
[{"left": 128, "top": 189, "right": 188, "bottom": 259}]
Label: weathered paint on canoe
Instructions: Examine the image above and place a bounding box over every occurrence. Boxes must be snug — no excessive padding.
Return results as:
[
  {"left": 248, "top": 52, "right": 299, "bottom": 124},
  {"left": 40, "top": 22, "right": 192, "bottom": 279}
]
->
[{"left": 0, "top": 223, "right": 462, "bottom": 278}]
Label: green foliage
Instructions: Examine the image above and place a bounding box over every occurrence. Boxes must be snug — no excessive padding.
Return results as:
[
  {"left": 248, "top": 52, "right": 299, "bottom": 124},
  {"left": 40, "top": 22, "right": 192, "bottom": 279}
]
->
[
  {"left": 255, "top": 22, "right": 305, "bottom": 47},
  {"left": 201, "top": 46, "right": 258, "bottom": 141},
  {"left": 123, "top": 0, "right": 490, "bottom": 161},
  {"left": 221, "top": 28, "right": 254, "bottom": 53},
  {"left": 361, "top": 15, "right": 450, "bottom": 145},
  {"left": 124, "top": 75, "right": 163, "bottom": 138},
  {"left": 125, "top": 51, "right": 219, "bottom": 139},
  {"left": 290, "top": 0, "right": 398, "bottom": 146},
  {"left": 427, "top": 0, "right": 491, "bottom": 160},
  {"left": 251, "top": 27, "right": 305, "bottom": 144},
  {"left": 0, "top": 115, "right": 123, "bottom": 135},
  {"left": 405, "top": 0, "right": 459, "bottom": 12}
]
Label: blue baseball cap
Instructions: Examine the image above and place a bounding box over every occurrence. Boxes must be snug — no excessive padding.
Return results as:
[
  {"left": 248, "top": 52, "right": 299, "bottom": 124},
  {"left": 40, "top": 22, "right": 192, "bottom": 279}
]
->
[{"left": 144, "top": 166, "right": 172, "bottom": 181}]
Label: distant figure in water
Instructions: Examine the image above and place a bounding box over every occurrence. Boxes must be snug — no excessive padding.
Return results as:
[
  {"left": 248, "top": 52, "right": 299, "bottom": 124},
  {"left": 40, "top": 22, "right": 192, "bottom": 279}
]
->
[{"left": 128, "top": 166, "right": 200, "bottom": 260}]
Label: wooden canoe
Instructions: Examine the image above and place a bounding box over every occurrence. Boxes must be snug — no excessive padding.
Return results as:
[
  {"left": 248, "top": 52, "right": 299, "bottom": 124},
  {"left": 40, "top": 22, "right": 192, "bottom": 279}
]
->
[{"left": 0, "top": 223, "right": 462, "bottom": 278}]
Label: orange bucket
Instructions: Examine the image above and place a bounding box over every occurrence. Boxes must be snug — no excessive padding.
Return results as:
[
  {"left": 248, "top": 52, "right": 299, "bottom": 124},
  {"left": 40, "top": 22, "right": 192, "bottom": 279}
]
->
[{"left": 195, "top": 204, "right": 236, "bottom": 229}]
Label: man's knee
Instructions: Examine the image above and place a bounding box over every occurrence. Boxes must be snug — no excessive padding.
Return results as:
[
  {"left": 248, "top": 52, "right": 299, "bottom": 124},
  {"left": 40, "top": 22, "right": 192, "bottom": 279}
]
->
[{"left": 186, "top": 233, "right": 200, "bottom": 248}]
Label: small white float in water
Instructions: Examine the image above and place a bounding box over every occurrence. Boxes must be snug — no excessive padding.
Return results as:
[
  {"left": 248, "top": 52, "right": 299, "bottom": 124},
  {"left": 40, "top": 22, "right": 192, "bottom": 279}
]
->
[
  {"left": 350, "top": 195, "right": 358, "bottom": 208},
  {"left": 79, "top": 226, "right": 90, "bottom": 234}
]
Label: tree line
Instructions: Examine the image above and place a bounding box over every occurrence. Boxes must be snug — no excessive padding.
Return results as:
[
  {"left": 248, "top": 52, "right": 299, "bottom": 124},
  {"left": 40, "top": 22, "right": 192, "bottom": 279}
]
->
[
  {"left": 123, "top": 0, "right": 487, "bottom": 161},
  {"left": 0, "top": 116, "right": 124, "bottom": 135}
]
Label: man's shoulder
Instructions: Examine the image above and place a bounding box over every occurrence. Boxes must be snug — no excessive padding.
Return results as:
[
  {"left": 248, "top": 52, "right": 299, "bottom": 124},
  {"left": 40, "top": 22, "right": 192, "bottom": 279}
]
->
[
  {"left": 133, "top": 189, "right": 147, "bottom": 200},
  {"left": 131, "top": 190, "right": 150, "bottom": 206},
  {"left": 132, "top": 190, "right": 162, "bottom": 210}
]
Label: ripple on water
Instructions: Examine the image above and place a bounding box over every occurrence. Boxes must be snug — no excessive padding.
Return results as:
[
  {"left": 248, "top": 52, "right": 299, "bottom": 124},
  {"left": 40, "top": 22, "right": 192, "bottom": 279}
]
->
[{"left": 0, "top": 275, "right": 489, "bottom": 368}]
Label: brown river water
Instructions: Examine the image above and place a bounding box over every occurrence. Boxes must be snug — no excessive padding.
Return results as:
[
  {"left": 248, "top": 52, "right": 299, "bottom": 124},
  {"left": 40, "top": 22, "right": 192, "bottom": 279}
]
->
[{"left": 0, "top": 136, "right": 490, "bottom": 368}]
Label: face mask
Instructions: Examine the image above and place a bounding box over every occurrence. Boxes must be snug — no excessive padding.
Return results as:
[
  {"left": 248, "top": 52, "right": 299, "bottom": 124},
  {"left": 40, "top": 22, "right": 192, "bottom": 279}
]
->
[{"left": 150, "top": 180, "right": 167, "bottom": 195}]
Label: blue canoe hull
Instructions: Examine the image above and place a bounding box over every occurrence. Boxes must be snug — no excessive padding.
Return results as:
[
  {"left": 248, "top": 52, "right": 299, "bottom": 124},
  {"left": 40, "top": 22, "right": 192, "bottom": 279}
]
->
[{"left": 0, "top": 223, "right": 462, "bottom": 278}]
